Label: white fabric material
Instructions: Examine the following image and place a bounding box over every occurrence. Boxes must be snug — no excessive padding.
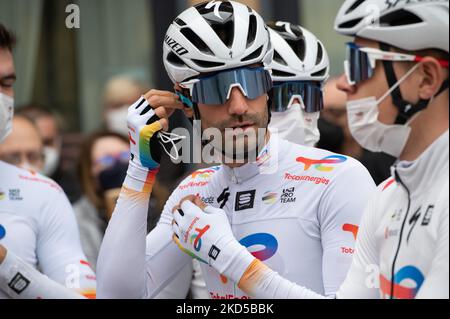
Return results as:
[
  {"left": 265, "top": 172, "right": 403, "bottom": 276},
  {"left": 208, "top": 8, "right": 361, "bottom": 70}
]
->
[
  {"left": 0, "top": 93, "right": 13, "bottom": 144},
  {"left": 42, "top": 146, "right": 60, "bottom": 177},
  {"left": 97, "top": 136, "right": 375, "bottom": 299},
  {"left": 269, "top": 104, "right": 320, "bottom": 147},
  {"left": 0, "top": 161, "right": 96, "bottom": 299},
  {"left": 346, "top": 97, "right": 411, "bottom": 157},
  {"left": 0, "top": 250, "right": 83, "bottom": 299},
  {"left": 337, "top": 130, "right": 449, "bottom": 299}
]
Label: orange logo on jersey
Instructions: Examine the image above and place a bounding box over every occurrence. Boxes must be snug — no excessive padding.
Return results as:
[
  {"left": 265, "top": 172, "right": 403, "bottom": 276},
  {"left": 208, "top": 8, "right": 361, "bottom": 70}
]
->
[
  {"left": 296, "top": 155, "right": 347, "bottom": 172},
  {"left": 342, "top": 223, "right": 359, "bottom": 240}
]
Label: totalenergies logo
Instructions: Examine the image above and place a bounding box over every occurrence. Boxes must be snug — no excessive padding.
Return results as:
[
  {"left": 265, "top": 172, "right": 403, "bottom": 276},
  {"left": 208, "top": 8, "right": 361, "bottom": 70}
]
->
[
  {"left": 220, "top": 233, "right": 278, "bottom": 284},
  {"left": 190, "top": 225, "right": 210, "bottom": 252},
  {"left": 296, "top": 155, "right": 347, "bottom": 172},
  {"left": 380, "top": 266, "right": 425, "bottom": 299},
  {"left": 190, "top": 167, "right": 220, "bottom": 179}
]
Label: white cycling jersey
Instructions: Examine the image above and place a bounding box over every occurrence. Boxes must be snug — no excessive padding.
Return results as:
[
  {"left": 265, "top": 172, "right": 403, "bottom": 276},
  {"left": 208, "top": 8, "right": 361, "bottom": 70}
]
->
[
  {"left": 337, "top": 130, "right": 449, "bottom": 299},
  {"left": 0, "top": 161, "right": 96, "bottom": 299},
  {"left": 97, "top": 136, "right": 376, "bottom": 299}
]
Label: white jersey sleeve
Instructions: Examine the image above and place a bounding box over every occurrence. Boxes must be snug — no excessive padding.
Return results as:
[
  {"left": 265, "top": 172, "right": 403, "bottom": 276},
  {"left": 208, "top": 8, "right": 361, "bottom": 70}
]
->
[
  {"left": 318, "top": 159, "right": 376, "bottom": 296},
  {"left": 335, "top": 185, "right": 383, "bottom": 299},
  {"left": 97, "top": 178, "right": 192, "bottom": 299},
  {"left": 415, "top": 201, "right": 449, "bottom": 299},
  {"left": 35, "top": 188, "right": 96, "bottom": 297},
  {"left": 0, "top": 249, "right": 84, "bottom": 299}
]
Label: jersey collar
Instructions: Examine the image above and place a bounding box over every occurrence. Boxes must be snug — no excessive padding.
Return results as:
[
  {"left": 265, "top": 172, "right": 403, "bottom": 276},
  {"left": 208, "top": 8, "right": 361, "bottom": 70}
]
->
[
  {"left": 393, "top": 130, "right": 449, "bottom": 196},
  {"left": 222, "top": 135, "right": 280, "bottom": 185}
]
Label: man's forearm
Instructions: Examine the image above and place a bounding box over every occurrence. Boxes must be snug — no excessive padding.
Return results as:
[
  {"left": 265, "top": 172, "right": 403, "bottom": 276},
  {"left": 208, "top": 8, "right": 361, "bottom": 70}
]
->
[
  {"left": 0, "top": 249, "right": 84, "bottom": 299},
  {"left": 237, "top": 258, "right": 328, "bottom": 299}
]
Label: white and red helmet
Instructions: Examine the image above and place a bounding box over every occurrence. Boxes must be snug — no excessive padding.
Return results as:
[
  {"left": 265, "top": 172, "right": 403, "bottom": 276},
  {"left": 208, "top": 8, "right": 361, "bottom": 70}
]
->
[{"left": 335, "top": 0, "right": 449, "bottom": 52}]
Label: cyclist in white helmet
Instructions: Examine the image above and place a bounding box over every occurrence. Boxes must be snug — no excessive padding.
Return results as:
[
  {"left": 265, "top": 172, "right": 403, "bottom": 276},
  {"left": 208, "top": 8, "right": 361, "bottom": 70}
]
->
[
  {"left": 0, "top": 24, "right": 96, "bottom": 299},
  {"left": 175, "top": 0, "right": 448, "bottom": 299},
  {"left": 97, "top": 0, "right": 375, "bottom": 299},
  {"left": 268, "top": 21, "right": 330, "bottom": 147}
]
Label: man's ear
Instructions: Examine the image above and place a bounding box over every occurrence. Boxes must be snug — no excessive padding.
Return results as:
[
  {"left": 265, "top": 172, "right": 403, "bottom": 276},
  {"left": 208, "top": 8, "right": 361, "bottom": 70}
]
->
[{"left": 418, "top": 57, "right": 447, "bottom": 100}]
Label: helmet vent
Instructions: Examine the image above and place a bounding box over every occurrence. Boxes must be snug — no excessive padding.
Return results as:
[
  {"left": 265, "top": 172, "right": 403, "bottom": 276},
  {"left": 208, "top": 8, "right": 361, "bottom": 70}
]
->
[
  {"left": 180, "top": 27, "right": 214, "bottom": 55},
  {"left": 338, "top": 17, "right": 363, "bottom": 29},
  {"left": 272, "top": 69, "right": 296, "bottom": 77},
  {"left": 273, "top": 50, "right": 288, "bottom": 66},
  {"left": 191, "top": 59, "right": 225, "bottom": 68},
  {"left": 196, "top": 1, "right": 235, "bottom": 48},
  {"left": 174, "top": 18, "right": 187, "bottom": 27},
  {"left": 316, "top": 43, "right": 323, "bottom": 65},
  {"left": 167, "top": 51, "right": 185, "bottom": 67},
  {"left": 345, "top": 0, "right": 366, "bottom": 14},
  {"left": 286, "top": 38, "right": 306, "bottom": 61},
  {"left": 380, "top": 9, "right": 423, "bottom": 26},
  {"left": 246, "top": 14, "right": 257, "bottom": 48},
  {"left": 311, "top": 67, "right": 327, "bottom": 77},
  {"left": 241, "top": 45, "right": 263, "bottom": 62}
]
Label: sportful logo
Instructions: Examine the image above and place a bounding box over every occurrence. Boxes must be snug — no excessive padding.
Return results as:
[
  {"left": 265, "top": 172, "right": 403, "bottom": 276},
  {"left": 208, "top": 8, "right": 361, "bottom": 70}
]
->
[
  {"left": 190, "top": 225, "right": 210, "bottom": 252},
  {"left": 296, "top": 155, "right": 347, "bottom": 172},
  {"left": 220, "top": 233, "right": 278, "bottom": 284},
  {"left": 380, "top": 266, "right": 425, "bottom": 299},
  {"left": 235, "top": 190, "right": 256, "bottom": 211}
]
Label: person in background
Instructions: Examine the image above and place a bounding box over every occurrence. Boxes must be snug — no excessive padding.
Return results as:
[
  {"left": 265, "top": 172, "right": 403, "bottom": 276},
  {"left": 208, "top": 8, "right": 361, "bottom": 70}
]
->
[
  {"left": 74, "top": 131, "right": 202, "bottom": 299},
  {"left": 103, "top": 76, "right": 147, "bottom": 137},
  {"left": 267, "top": 21, "right": 329, "bottom": 147},
  {"left": 0, "top": 115, "right": 44, "bottom": 172},
  {"left": 319, "top": 78, "right": 396, "bottom": 185},
  {"left": 18, "top": 104, "right": 82, "bottom": 201},
  {"left": 0, "top": 23, "right": 96, "bottom": 299}
]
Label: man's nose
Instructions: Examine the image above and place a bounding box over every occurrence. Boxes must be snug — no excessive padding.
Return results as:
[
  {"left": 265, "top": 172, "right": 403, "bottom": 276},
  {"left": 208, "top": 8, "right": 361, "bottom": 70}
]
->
[
  {"left": 336, "top": 73, "right": 356, "bottom": 95},
  {"left": 227, "top": 86, "right": 250, "bottom": 116}
]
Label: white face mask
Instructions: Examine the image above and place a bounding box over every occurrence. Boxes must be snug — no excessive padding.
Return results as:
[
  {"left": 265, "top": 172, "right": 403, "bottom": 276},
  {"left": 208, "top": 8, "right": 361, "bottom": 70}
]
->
[
  {"left": 0, "top": 92, "right": 14, "bottom": 144},
  {"left": 106, "top": 105, "right": 129, "bottom": 136},
  {"left": 346, "top": 64, "right": 420, "bottom": 158},
  {"left": 269, "top": 103, "right": 320, "bottom": 147},
  {"left": 42, "top": 146, "right": 60, "bottom": 176}
]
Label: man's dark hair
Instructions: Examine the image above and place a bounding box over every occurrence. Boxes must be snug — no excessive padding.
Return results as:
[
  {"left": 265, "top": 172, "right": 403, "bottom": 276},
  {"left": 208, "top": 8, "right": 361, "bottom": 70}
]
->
[{"left": 0, "top": 23, "right": 16, "bottom": 51}]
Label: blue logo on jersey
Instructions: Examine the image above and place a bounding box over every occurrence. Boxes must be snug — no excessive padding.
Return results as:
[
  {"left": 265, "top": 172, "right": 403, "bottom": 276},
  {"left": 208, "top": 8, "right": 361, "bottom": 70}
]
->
[
  {"left": 239, "top": 233, "right": 278, "bottom": 261},
  {"left": 0, "top": 224, "right": 5, "bottom": 240}
]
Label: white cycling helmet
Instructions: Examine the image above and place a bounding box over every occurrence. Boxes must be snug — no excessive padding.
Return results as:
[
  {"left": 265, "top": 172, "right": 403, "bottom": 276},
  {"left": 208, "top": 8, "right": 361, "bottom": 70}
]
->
[
  {"left": 163, "top": 0, "right": 274, "bottom": 84},
  {"left": 335, "top": 0, "right": 449, "bottom": 53},
  {"left": 268, "top": 21, "right": 330, "bottom": 82}
]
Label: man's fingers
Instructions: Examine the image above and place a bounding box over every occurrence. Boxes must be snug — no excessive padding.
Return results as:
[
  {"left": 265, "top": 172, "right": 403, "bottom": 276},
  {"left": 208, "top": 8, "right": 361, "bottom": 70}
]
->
[
  {"left": 147, "top": 95, "right": 184, "bottom": 110},
  {"left": 183, "top": 108, "right": 194, "bottom": 118},
  {"left": 144, "top": 89, "right": 177, "bottom": 99},
  {"left": 193, "top": 196, "right": 207, "bottom": 211},
  {"left": 158, "top": 118, "right": 169, "bottom": 132}
]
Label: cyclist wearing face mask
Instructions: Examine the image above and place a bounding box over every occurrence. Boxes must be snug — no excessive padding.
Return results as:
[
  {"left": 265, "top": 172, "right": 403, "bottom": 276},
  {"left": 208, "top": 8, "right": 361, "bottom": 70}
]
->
[
  {"left": 182, "top": 0, "right": 448, "bottom": 299},
  {"left": 268, "top": 21, "right": 330, "bottom": 147},
  {"left": 97, "top": 1, "right": 376, "bottom": 299},
  {"left": 0, "top": 24, "right": 96, "bottom": 299}
]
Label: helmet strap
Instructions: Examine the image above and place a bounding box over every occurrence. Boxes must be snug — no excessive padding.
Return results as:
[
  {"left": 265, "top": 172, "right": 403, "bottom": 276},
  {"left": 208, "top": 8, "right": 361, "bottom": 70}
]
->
[{"left": 380, "top": 43, "right": 449, "bottom": 125}]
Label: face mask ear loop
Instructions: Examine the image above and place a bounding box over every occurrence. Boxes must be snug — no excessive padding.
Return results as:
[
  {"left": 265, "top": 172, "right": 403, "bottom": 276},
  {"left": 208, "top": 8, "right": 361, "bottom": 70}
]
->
[
  {"left": 377, "top": 63, "right": 421, "bottom": 105},
  {"left": 157, "top": 131, "right": 186, "bottom": 161}
]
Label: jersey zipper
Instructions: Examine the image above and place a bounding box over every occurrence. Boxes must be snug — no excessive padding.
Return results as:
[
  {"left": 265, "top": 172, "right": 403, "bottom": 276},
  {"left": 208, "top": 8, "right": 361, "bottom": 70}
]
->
[{"left": 390, "top": 169, "right": 412, "bottom": 299}]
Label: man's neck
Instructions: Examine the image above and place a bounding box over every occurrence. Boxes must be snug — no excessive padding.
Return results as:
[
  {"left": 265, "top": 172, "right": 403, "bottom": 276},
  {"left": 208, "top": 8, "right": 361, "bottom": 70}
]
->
[
  {"left": 399, "top": 94, "right": 449, "bottom": 162},
  {"left": 225, "top": 131, "right": 271, "bottom": 169}
]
